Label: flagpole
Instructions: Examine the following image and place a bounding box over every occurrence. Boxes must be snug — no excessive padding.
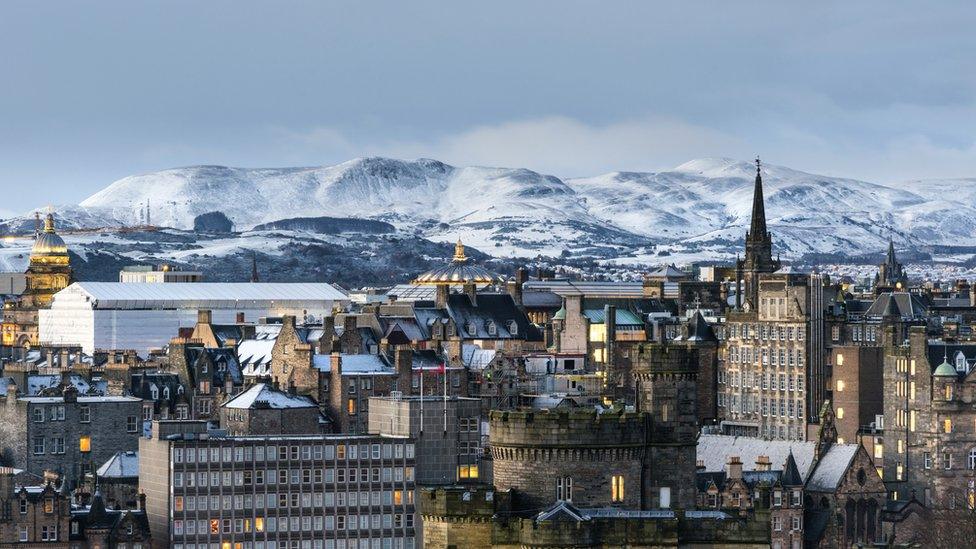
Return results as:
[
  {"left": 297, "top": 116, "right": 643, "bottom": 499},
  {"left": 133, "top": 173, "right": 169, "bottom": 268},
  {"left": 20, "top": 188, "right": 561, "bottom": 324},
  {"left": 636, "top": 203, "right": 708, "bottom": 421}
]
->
[
  {"left": 420, "top": 365, "right": 424, "bottom": 435},
  {"left": 443, "top": 362, "right": 448, "bottom": 433}
]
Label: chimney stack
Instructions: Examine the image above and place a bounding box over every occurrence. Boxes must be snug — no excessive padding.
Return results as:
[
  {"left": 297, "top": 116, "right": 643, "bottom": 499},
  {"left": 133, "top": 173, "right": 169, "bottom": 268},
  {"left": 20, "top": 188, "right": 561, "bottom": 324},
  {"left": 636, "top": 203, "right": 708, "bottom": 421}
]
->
[
  {"left": 727, "top": 456, "right": 743, "bottom": 480},
  {"left": 435, "top": 285, "right": 449, "bottom": 309},
  {"left": 197, "top": 310, "right": 212, "bottom": 325},
  {"left": 463, "top": 282, "right": 477, "bottom": 306}
]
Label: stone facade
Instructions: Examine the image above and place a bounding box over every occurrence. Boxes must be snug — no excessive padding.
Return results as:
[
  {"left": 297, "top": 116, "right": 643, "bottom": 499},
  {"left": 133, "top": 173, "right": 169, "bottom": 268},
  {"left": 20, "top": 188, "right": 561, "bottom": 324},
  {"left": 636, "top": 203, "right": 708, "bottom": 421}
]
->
[
  {"left": 0, "top": 470, "right": 71, "bottom": 547},
  {"left": 0, "top": 386, "right": 142, "bottom": 486},
  {"left": 722, "top": 273, "right": 826, "bottom": 441}
]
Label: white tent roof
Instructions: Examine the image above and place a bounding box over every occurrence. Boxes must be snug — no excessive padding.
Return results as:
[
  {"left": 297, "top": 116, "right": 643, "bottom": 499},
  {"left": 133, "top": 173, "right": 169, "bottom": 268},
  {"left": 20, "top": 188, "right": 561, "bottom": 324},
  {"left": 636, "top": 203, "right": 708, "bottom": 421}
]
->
[{"left": 54, "top": 282, "right": 348, "bottom": 310}]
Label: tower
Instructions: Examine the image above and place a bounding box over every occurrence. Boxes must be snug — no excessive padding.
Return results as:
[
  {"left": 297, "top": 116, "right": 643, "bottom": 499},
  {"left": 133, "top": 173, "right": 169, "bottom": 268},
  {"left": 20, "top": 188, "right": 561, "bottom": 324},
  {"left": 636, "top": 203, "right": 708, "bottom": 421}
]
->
[
  {"left": 875, "top": 238, "right": 907, "bottom": 292},
  {"left": 739, "top": 157, "right": 780, "bottom": 309}
]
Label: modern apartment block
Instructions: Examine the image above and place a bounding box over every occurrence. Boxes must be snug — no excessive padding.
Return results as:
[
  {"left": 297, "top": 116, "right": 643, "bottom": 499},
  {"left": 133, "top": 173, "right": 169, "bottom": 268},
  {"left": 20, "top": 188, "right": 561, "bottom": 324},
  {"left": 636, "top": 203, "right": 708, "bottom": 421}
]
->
[
  {"left": 367, "top": 396, "right": 483, "bottom": 485},
  {"left": 140, "top": 421, "right": 417, "bottom": 549}
]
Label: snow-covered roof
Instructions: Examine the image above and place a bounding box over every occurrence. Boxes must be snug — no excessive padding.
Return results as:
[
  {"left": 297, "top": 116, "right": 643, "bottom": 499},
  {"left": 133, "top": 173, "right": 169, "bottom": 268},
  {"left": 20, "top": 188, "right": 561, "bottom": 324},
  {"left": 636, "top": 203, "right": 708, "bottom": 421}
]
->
[
  {"left": 697, "top": 434, "right": 816, "bottom": 481},
  {"left": 312, "top": 354, "right": 394, "bottom": 375},
  {"left": 462, "top": 344, "right": 497, "bottom": 370},
  {"left": 97, "top": 451, "right": 139, "bottom": 478},
  {"left": 223, "top": 383, "right": 318, "bottom": 409},
  {"left": 53, "top": 282, "right": 348, "bottom": 310},
  {"left": 238, "top": 339, "right": 275, "bottom": 376},
  {"left": 805, "top": 444, "right": 860, "bottom": 492}
]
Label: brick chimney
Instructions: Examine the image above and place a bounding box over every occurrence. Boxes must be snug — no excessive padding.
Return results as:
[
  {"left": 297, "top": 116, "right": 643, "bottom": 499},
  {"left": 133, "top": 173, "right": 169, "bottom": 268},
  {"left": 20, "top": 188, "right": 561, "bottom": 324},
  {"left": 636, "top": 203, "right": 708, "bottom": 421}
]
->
[
  {"left": 435, "top": 285, "right": 449, "bottom": 309},
  {"left": 727, "top": 456, "right": 743, "bottom": 480},
  {"left": 507, "top": 279, "right": 523, "bottom": 307},
  {"left": 198, "top": 309, "right": 212, "bottom": 325},
  {"left": 319, "top": 315, "right": 336, "bottom": 353},
  {"left": 394, "top": 346, "right": 413, "bottom": 393},
  {"left": 755, "top": 455, "right": 771, "bottom": 471}
]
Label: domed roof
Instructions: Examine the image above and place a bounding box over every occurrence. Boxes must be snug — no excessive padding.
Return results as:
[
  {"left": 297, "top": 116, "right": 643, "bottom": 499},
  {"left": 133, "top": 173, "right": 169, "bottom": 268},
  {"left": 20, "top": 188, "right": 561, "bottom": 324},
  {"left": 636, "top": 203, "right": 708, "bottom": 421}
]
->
[
  {"left": 412, "top": 240, "right": 502, "bottom": 286},
  {"left": 934, "top": 356, "right": 958, "bottom": 377},
  {"left": 31, "top": 214, "right": 68, "bottom": 256}
]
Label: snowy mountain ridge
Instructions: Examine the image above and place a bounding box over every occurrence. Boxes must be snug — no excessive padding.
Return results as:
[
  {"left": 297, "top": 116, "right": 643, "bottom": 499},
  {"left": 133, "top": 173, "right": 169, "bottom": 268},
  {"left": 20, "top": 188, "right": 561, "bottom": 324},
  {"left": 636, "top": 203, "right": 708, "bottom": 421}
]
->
[{"left": 8, "top": 156, "right": 976, "bottom": 262}]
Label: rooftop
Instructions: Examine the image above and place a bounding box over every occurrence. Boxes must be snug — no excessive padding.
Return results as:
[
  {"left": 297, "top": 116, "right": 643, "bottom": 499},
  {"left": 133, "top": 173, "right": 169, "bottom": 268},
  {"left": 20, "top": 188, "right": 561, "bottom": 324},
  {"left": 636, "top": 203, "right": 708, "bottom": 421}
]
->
[{"left": 52, "top": 282, "right": 348, "bottom": 309}]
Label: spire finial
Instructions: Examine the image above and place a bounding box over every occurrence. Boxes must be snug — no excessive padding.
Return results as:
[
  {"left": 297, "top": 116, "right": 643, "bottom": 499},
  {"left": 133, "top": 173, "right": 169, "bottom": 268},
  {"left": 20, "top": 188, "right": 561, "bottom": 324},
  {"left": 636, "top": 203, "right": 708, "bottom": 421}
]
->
[
  {"left": 755, "top": 155, "right": 761, "bottom": 174},
  {"left": 453, "top": 239, "right": 467, "bottom": 262}
]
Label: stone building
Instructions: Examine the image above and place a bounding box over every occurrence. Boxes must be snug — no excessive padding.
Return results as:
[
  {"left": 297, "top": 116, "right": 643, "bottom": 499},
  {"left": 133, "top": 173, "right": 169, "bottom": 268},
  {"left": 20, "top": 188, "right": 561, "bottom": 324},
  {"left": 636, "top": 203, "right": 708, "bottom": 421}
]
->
[
  {"left": 0, "top": 468, "right": 71, "bottom": 547},
  {"left": 884, "top": 329, "right": 976, "bottom": 509},
  {"left": 1, "top": 213, "right": 73, "bottom": 350},
  {"left": 219, "top": 383, "right": 326, "bottom": 435},
  {"left": 139, "top": 420, "right": 417, "bottom": 549},
  {"left": 166, "top": 338, "right": 243, "bottom": 421},
  {"left": 68, "top": 491, "right": 152, "bottom": 549},
  {"left": 722, "top": 272, "right": 826, "bottom": 441},
  {"left": 874, "top": 240, "right": 908, "bottom": 293},
  {"left": 0, "top": 385, "right": 142, "bottom": 487},
  {"left": 94, "top": 451, "right": 140, "bottom": 511}
]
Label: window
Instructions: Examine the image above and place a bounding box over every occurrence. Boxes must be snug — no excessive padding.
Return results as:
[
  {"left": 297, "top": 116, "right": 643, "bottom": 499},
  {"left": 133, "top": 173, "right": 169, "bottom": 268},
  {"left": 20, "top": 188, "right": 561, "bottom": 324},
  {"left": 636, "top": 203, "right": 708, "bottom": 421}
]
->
[
  {"left": 127, "top": 416, "right": 138, "bottom": 433},
  {"left": 80, "top": 406, "right": 91, "bottom": 423},
  {"left": 457, "top": 465, "right": 478, "bottom": 479},
  {"left": 611, "top": 475, "right": 625, "bottom": 502},
  {"left": 348, "top": 399, "right": 357, "bottom": 415},
  {"left": 923, "top": 452, "right": 932, "bottom": 469},
  {"left": 772, "top": 515, "right": 782, "bottom": 532},
  {"left": 791, "top": 516, "right": 802, "bottom": 531},
  {"left": 944, "top": 452, "right": 952, "bottom": 470},
  {"left": 33, "top": 408, "right": 44, "bottom": 423},
  {"left": 19, "top": 499, "right": 28, "bottom": 514},
  {"left": 556, "top": 477, "right": 573, "bottom": 501},
  {"left": 944, "top": 419, "right": 953, "bottom": 434},
  {"left": 970, "top": 448, "right": 976, "bottom": 471},
  {"left": 33, "top": 437, "right": 45, "bottom": 455},
  {"left": 945, "top": 385, "right": 953, "bottom": 401}
]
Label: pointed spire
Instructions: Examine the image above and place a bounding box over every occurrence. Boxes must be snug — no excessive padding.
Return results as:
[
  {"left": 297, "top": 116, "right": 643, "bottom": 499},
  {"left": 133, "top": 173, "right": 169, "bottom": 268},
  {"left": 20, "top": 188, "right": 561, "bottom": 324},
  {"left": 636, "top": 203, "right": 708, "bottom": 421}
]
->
[
  {"left": 749, "top": 156, "right": 768, "bottom": 239},
  {"left": 781, "top": 450, "right": 803, "bottom": 486}
]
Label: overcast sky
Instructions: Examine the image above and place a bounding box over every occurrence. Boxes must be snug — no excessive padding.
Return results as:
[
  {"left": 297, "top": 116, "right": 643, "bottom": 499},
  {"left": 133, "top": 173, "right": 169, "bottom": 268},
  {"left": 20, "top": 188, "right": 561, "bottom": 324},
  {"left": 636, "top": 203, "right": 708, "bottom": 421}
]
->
[{"left": 1, "top": 1, "right": 974, "bottom": 213}]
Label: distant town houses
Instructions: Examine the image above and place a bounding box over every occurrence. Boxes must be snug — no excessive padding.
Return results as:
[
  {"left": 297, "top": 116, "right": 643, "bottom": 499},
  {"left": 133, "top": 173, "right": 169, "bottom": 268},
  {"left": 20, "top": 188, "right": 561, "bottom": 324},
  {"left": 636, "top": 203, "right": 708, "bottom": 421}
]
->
[{"left": 1, "top": 160, "right": 976, "bottom": 546}]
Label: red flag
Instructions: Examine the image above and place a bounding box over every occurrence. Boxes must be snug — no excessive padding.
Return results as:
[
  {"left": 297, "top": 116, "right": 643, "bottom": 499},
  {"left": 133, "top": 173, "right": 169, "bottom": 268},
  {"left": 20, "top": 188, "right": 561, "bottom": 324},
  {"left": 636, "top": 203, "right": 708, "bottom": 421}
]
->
[{"left": 436, "top": 362, "right": 446, "bottom": 374}]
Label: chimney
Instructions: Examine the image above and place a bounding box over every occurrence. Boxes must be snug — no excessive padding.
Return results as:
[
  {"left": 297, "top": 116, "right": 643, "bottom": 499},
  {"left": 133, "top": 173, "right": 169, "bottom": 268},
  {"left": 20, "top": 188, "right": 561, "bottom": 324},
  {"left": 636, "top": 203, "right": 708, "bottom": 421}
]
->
[
  {"left": 604, "top": 305, "right": 616, "bottom": 366},
  {"left": 463, "top": 282, "right": 477, "bottom": 306},
  {"left": 330, "top": 353, "right": 342, "bottom": 377},
  {"left": 236, "top": 312, "right": 245, "bottom": 324},
  {"left": 4, "top": 380, "right": 16, "bottom": 401},
  {"left": 197, "top": 310, "right": 212, "bottom": 325},
  {"left": 60, "top": 349, "right": 70, "bottom": 372},
  {"left": 137, "top": 492, "right": 146, "bottom": 511},
  {"left": 282, "top": 315, "right": 296, "bottom": 331},
  {"left": 394, "top": 346, "right": 413, "bottom": 393},
  {"left": 378, "top": 337, "right": 390, "bottom": 356},
  {"left": 435, "top": 285, "right": 449, "bottom": 309},
  {"left": 755, "top": 455, "right": 771, "bottom": 472},
  {"left": 507, "top": 279, "right": 523, "bottom": 307},
  {"left": 320, "top": 315, "right": 336, "bottom": 353},
  {"left": 343, "top": 315, "right": 358, "bottom": 336},
  {"left": 727, "top": 456, "right": 743, "bottom": 480}
]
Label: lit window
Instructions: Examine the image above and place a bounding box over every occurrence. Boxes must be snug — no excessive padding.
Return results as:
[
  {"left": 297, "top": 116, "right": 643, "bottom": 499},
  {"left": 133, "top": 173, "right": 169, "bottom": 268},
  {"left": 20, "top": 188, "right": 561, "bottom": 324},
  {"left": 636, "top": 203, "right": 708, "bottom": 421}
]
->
[
  {"left": 836, "top": 408, "right": 844, "bottom": 420},
  {"left": 836, "top": 380, "right": 845, "bottom": 392},
  {"left": 79, "top": 436, "right": 91, "bottom": 453},
  {"left": 944, "top": 419, "right": 953, "bottom": 434},
  {"left": 611, "top": 475, "right": 625, "bottom": 502}
]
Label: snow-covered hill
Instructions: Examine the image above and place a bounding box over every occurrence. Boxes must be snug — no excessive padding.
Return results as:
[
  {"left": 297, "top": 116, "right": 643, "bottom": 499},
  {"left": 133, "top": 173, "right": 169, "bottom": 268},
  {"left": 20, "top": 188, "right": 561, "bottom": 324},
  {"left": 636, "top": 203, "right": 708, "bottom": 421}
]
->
[{"left": 6, "top": 156, "right": 976, "bottom": 264}]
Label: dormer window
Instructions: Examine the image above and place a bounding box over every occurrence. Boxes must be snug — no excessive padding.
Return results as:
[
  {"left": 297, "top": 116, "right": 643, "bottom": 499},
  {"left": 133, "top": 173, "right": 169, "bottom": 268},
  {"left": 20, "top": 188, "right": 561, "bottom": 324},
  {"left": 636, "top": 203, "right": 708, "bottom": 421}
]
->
[
  {"left": 163, "top": 387, "right": 170, "bottom": 400},
  {"left": 486, "top": 321, "right": 497, "bottom": 336},
  {"left": 150, "top": 386, "right": 159, "bottom": 400},
  {"left": 955, "top": 352, "right": 967, "bottom": 373},
  {"left": 507, "top": 320, "right": 518, "bottom": 336},
  {"left": 465, "top": 321, "right": 477, "bottom": 336}
]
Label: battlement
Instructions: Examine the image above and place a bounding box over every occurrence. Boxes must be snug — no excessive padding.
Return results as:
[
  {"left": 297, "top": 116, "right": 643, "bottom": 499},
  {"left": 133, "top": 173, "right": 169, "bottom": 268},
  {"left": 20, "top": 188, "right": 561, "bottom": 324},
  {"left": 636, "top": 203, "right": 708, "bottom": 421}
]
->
[
  {"left": 419, "top": 485, "right": 510, "bottom": 518},
  {"left": 489, "top": 408, "right": 649, "bottom": 448},
  {"left": 629, "top": 342, "right": 699, "bottom": 376}
]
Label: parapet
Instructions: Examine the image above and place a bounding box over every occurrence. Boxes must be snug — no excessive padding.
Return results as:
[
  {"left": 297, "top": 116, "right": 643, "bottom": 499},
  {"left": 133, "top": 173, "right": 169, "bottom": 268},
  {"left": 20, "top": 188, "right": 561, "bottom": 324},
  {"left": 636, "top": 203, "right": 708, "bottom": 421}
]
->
[{"left": 489, "top": 408, "right": 649, "bottom": 449}]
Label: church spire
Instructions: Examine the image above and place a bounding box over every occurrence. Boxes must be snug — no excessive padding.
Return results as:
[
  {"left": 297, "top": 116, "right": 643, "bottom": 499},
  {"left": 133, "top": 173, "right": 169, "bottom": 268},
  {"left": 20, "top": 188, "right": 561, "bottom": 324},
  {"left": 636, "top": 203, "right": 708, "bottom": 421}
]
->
[
  {"left": 250, "top": 253, "right": 259, "bottom": 283},
  {"left": 748, "top": 156, "right": 768, "bottom": 240}
]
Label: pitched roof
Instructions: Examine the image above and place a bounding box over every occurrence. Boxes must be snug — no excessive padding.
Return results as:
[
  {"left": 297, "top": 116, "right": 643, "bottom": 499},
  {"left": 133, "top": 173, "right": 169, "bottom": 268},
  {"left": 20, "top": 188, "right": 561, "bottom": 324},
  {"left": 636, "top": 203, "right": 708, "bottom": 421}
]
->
[
  {"left": 865, "top": 292, "right": 928, "bottom": 318},
  {"left": 312, "top": 354, "right": 393, "bottom": 375},
  {"left": 697, "top": 435, "right": 817, "bottom": 481},
  {"left": 804, "top": 444, "right": 859, "bottom": 492},
  {"left": 96, "top": 451, "right": 139, "bottom": 478},
  {"left": 223, "top": 383, "right": 318, "bottom": 409}
]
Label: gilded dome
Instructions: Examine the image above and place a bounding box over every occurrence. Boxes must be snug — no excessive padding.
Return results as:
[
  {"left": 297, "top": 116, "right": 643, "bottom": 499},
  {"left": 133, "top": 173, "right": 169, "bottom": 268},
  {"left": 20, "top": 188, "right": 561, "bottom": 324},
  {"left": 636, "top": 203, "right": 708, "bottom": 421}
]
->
[
  {"left": 31, "top": 214, "right": 68, "bottom": 256},
  {"left": 412, "top": 239, "right": 503, "bottom": 286}
]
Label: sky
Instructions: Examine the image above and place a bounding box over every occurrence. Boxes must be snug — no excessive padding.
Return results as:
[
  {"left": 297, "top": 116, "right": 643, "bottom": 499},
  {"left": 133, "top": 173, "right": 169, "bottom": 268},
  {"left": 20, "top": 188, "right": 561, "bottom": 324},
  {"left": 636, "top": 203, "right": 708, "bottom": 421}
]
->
[{"left": 1, "top": 1, "right": 974, "bottom": 214}]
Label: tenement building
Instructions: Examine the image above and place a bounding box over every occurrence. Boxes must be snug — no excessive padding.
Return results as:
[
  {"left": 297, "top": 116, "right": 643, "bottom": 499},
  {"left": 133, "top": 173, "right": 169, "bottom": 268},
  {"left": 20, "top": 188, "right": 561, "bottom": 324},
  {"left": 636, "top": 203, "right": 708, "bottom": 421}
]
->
[
  {"left": 721, "top": 159, "right": 827, "bottom": 440},
  {"left": 0, "top": 384, "right": 142, "bottom": 486},
  {"left": 883, "top": 329, "right": 976, "bottom": 508},
  {"left": 140, "top": 421, "right": 417, "bottom": 549}
]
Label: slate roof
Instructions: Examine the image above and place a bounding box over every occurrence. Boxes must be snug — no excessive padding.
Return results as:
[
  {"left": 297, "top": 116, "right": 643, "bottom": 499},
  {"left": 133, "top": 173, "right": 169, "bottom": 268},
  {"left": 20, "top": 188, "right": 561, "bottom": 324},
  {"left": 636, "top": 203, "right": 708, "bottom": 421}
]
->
[
  {"left": 97, "top": 451, "right": 139, "bottom": 478},
  {"left": 697, "top": 435, "right": 817, "bottom": 481},
  {"left": 582, "top": 308, "right": 644, "bottom": 326},
  {"left": 864, "top": 292, "right": 928, "bottom": 318},
  {"left": 804, "top": 444, "right": 860, "bottom": 492},
  {"left": 444, "top": 293, "right": 543, "bottom": 341},
  {"left": 926, "top": 342, "right": 976, "bottom": 378},
  {"left": 238, "top": 339, "right": 275, "bottom": 376},
  {"left": 223, "top": 383, "right": 318, "bottom": 409},
  {"left": 521, "top": 290, "right": 563, "bottom": 309},
  {"left": 312, "top": 354, "right": 394, "bottom": 375}
]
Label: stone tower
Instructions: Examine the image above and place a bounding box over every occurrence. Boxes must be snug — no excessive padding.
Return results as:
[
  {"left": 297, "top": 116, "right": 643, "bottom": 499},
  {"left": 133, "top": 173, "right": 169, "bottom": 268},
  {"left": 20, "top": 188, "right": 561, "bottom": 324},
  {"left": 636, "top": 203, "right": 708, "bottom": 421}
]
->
[
  {"left": 738, "top": 158, "right": 780, "bottom": 310},
  {"left": 631, "top": 342, "right": 699, "bottom": 509}
]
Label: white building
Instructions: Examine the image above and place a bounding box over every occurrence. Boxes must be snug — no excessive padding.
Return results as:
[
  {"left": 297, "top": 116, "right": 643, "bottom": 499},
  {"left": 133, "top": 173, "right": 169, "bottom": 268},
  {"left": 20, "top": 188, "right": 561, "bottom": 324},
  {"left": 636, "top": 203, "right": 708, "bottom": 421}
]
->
[
  {"left": 119, "top": 265, "right": 203, "bottom": 283},
  {"left": 39, "top": 282, "right": 348, "bottom": 355}
]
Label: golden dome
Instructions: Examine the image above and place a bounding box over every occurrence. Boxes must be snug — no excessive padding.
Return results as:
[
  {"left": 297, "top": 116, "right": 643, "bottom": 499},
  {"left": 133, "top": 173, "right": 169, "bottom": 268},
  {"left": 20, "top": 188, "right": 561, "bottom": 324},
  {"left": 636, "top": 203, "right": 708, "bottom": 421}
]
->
[
  {"left": 31, "top": 213, "right": 68, "bottom": 257},
  {"left": 412, "top": 239, "right": 502, "bottom": 286}
]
